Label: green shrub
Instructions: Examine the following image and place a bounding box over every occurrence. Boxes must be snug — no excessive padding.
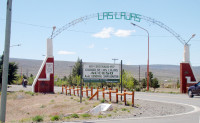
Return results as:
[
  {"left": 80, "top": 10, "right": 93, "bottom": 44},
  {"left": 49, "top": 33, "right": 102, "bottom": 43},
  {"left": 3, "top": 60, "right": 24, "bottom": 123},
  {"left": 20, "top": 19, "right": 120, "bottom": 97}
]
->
[
  {"left": 107, "top": 114, "right": 112, "bottom": 117},
  {"left": 40, "top": 105, "right": 46, "bottom": 108},
  {"left": 121, "top": 108, "right": 128, "bottom": 111},
  {"left": 32, "top": 115, "right": 43, "bottom": 122},
  {"left": 81, "top": 113, "right": 91, "bottom": 118},
  {"left": 98, "top": 115, "right": 103, "bottom": 118},
  {"left": 113, "top": 109, "right": 117, "bottom": 113},
  {"left": 71, "top": 113, "right": 79, "bottom": 118},
  {"left": 142, "top": 89, "right": 147, "bottom": 92},
  {"left": 100, "top": 99, "right": 105, "bottom": 103},
  {"left": 25, "top": 91, "right": 35, "bottom": 96},
  {"left": 126, "top": 101, "right": 131, "bottom": 106},
  {"left": 165, "top": 84, "right": 172, "bottom": 88},
  {"left": 19, "top": 118, "right": 31, "bottom": 122},
  {"left": 50, "top": 99, "right": 54, "bottom": 103},
  {"left": 50, "top": 115, "right": 60, "bottom": 121},
  {"left": 135, "top": 86, "right": 141, "bottom": 91},
  {"left": 64, "top": 116, "right": 70, "bottom": 120},
  {"left": 7, "top": 92, "right": 11, "bottom": 95}
]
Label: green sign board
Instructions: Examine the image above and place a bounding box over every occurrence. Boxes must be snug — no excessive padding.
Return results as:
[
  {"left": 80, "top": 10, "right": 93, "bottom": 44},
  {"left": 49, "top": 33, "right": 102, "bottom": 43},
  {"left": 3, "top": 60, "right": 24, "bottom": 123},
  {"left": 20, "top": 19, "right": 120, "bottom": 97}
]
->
[
  {"left": 83, "top": 63, "right": 120, "bottom": 83},
  {"left": 98, "top": 12, "right": 141, "bottom": 22}
]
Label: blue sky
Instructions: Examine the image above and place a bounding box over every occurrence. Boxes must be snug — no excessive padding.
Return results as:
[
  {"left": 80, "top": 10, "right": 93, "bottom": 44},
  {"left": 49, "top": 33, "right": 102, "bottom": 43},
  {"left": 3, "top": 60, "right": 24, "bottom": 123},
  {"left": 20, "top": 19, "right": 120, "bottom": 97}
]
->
[{"left": 0, "top": 0, "right": 200, "bottom": 65}]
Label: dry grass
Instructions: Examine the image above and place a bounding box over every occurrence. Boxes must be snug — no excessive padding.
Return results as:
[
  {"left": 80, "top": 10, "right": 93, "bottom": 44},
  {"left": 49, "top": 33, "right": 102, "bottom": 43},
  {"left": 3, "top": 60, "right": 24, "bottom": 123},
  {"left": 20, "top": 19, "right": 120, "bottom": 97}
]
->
[{"left": 1, "top": 92, "right": 101, "bottom": 122}]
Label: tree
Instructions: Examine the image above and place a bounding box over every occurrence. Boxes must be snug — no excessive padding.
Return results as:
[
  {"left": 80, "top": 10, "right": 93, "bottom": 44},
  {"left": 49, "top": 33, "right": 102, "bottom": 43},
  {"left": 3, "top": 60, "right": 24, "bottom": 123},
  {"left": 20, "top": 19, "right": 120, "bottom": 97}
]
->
[
  {"left": 70, "top": 58, "right": 82, "bottom": 86},
  {"left": 141, "top": 72, "right": 160, "bottom": 91},
  {"left": 27, "top": 74, "right": 34, "bottom": 85},
  {"left": 23, "top": 74, "right": 27, "bottom": 79},
  {"left": 151, "top": 78, "right": 160, "bottom": 91},
  {"left": 149, "top": 72, "right": 153, "bottom": 87},
  {"left": 72, "top": 58, "right": 82, "bottom": 77},
  {"left": 8, "top": 62, "right": 18, "bottom": 84},
  {"left": 141, "top": 78, "right": 147, "bottom": 89},
  {"left": 67, "top": 74, "right": 73, "bottom": 86},
  {"left": 0, "top": 54, "right": 18, "bottom": 89},
  {"left": 121, "top": 70, "right": 135, "bottom": 91},
  {"left": 62, "top": 76, "right": 67, "bottom": 81},
  {"left": 30, "top": 74, "right": 34, "bottom": 78},
  {"left": 176, "top": 79, "right": 180, "bottom": 88}
]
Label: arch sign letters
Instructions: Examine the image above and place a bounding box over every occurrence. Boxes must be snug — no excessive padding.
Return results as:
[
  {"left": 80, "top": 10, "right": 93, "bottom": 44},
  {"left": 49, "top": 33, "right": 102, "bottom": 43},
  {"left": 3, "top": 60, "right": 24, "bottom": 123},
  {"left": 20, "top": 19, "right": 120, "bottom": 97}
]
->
[
  {"left": 98, "top": 12, "right": 141, "bottom": 22},
  {"left": 83, "top": 63, "right": 120, "bottom": 83}
]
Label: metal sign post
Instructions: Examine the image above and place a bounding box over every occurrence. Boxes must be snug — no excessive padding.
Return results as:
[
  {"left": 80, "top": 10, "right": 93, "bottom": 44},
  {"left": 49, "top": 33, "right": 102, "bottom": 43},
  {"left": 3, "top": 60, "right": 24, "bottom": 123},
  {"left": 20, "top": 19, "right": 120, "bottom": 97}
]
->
[
  {"left": 121, "top": 60, "right": 123, "bottom": 101},
  {"left": 80, "top": 60, "right": 83, "bottom": 103}
]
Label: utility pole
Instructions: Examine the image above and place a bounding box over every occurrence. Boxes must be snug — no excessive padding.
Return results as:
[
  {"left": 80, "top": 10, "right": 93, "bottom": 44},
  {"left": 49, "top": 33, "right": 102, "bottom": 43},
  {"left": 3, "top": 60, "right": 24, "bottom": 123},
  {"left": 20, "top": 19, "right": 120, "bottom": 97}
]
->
[
  {"left": 139, "top": 65, "right": 140, "bottom": 82},
  {"left": 121, "top": 60, "right": 123, "bottom": 101},
  {"left": 112, "top": 58, "right": 118, "bottom": 64},
  {"left": 80, "top": 60, "right": 83, "bottom": 103},
  {"left": 0, "top": 0, "right": 13, "bottom": 122},
  {"left": 131, "top": 23, "right": 150, "bottom": 91}
]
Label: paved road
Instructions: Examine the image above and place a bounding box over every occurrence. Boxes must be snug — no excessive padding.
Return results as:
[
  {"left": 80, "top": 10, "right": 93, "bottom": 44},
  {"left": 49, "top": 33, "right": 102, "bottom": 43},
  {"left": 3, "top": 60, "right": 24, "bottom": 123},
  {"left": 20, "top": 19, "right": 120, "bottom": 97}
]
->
[
  {"left": 7, "top": 85, "right": 200, "bottom": 123},
  {"left": 91, "top": 92, "right": 200, "bottom": 123}
]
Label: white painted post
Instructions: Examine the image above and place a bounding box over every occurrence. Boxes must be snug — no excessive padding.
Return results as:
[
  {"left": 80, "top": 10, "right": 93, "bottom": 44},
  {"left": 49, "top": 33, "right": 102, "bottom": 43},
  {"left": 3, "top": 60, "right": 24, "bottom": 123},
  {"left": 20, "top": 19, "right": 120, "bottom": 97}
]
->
[{"left": 183, "top": 44, "right": 190, "bottom": 63}]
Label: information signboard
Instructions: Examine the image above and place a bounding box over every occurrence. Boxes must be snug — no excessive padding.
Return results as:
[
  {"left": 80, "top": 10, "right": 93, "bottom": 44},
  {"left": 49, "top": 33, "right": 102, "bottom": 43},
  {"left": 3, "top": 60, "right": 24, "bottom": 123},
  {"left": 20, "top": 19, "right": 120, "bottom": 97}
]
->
[{"left": 83, "top": 63, "right": 120, "bottom": 83}]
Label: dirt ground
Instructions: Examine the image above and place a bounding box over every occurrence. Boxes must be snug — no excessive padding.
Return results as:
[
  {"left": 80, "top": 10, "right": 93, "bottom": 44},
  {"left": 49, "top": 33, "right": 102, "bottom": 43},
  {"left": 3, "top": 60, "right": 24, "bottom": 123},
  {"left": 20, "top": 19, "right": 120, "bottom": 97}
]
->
[
  {"left": 0, "top": 90, "right": 186, "bottom": 123},
  {"left": 2, "top": 91, "right": 101, "bottom": 122},
  {"left": 149, "top": 87, "right": 180, "bottom": 93}
]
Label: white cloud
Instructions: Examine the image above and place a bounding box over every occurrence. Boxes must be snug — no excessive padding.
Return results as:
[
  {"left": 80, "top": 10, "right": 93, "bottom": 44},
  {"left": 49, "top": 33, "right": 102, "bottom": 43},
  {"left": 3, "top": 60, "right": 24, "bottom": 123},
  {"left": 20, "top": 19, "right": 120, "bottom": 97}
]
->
[
  {"left": 92, "top": 27, "right": 114, "bottom": 38},
  {"left": 104, "top": 48, "right": 109, "bottom": 50},
  {"left": 114, "top": 29, "right": 135, "bottom": 37},
  {"left": 88, "top": 44, "right": 95, "bottom": 48},
  {"left": 92, "top": 27, "right": 135, "bottom": 38},
  {"left": 57, "top": 51, "right": 76, "bottom": 55}
]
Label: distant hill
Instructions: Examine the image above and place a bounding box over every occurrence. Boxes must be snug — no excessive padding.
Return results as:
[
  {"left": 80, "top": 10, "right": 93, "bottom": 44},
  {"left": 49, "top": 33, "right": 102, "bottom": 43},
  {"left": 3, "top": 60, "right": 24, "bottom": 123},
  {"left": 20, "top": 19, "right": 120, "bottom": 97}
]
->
[{"left": 9, "top": 58, "right": 200, "bottom": 83}]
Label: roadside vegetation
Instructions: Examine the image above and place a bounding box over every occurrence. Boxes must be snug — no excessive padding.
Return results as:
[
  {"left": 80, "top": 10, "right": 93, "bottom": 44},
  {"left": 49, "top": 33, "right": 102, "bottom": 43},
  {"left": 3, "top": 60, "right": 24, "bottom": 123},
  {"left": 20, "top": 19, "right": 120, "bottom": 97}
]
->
[
  {"left": 0, "top": 54, "right": 18, "bottom": 90},
  {"left": 52, "top": 58, "right": 161, "bottom": 92},
  {"left": 2, "top": 56, "right": 181, "bottom": 93}
]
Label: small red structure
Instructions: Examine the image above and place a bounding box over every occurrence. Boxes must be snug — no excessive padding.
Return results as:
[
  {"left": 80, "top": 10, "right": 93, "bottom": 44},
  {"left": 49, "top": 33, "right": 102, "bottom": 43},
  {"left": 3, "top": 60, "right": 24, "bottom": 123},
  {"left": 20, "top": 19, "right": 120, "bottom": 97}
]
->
[
  {"left": 32, "top": 39, "right": 54, "bottom": 93},
  {"left": 180, "top": 63, "right": 197, "bottom": 93},
  {"left": 180, "top": 44, "right": 198, "bottom": 93}
]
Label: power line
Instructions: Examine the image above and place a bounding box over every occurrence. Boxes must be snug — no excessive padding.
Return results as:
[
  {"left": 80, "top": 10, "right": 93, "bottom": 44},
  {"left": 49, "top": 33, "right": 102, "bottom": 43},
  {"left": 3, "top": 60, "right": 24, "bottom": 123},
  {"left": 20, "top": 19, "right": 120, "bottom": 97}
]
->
[{"left": 0, "top": 18, "right": 51, "bottom": 29}]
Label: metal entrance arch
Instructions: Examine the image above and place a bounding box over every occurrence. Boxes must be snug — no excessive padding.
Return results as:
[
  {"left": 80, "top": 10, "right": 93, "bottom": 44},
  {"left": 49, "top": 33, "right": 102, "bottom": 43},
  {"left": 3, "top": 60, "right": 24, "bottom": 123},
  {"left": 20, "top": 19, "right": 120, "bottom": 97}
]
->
[
  {"left": 32, "top": 12, "right": 190, "bottom": 93},
  {"left": 51, "top": 12, "right": 186, "bottom": 45}
]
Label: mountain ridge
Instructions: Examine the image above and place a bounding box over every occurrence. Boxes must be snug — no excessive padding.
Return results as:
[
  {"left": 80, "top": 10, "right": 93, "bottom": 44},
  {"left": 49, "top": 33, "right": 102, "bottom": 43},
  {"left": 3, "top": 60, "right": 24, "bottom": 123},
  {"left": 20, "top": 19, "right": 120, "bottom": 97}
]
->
[{"left": 9, "top": 58, "right": 200, "bottom": 83}]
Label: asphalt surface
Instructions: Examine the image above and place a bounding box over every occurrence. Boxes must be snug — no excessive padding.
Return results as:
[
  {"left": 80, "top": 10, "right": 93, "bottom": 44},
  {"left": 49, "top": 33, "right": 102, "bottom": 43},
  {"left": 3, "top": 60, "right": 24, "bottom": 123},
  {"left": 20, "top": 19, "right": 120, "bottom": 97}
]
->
[{"left": 7, "top": 85, "right": 200, "bottom": 123}]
